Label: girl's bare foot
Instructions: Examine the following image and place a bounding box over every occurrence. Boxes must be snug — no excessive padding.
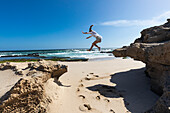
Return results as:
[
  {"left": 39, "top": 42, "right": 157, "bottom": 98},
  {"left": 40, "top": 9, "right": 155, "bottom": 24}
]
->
[
  {"left": 98, "top": 47, "right": 101, "bottom": 51},
  {"left": 87, "top": 49, "right": 91, "bottom": 51}
]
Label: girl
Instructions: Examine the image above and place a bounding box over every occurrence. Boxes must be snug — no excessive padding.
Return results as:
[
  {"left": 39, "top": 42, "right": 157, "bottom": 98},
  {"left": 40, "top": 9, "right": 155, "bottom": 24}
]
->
[{"left": 82, "top": 25, "right": 102, "bottom": 51}]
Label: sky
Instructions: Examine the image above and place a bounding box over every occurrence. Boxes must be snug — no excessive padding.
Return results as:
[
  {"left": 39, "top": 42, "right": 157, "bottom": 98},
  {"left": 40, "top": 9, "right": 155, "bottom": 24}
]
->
[{"left": 0, "top": 0, "right": 170, "bottom": 50}]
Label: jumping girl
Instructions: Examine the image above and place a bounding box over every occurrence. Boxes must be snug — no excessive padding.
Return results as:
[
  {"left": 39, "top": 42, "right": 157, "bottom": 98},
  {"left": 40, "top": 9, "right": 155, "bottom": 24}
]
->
[{"left": 82, "top": 25, "right": 102, "bottom": 51}]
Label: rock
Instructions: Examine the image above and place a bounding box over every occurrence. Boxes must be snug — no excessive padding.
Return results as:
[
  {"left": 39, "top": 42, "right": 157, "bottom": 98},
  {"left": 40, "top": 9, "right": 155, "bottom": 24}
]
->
[
  {"left": 0, "top": 63, "right": 15, "bottom": 70},
  {"left": 37, "top": 64, "right": 49, "bottom": 72},
  {"left": 167, "top": 18, "right": 170, "bottom": 23},
  {"left": 52, "top": 65, "right": 67, "bottom": 80},
  {"left": 28, "top": 60, "right": 54, "bottom": 72},
  {"left": 0, "top": 78, "right": 51, "bottom": 113},
  {"left": 135, "top": 20, "right": 170, "bottom": 43},
  {"left": 0, "top": 60, "right": 68, "bottom": 112},
  {"left": 15, "top": 69, "right": 23, "bottom": 75},
  {"left": 0, "top": 63, "right": 5, "bottom": 66},
  {"left": 27, "top": 53, "right": 39, "bottom": 57},
  {"left": 0, "top": 65, "right": 4, "bottom": 70},
  {"left": 11, "top": 65, "right": 17, "bottom": 71},
  {"left": 27, "top": 61, "right": 67, "bottom": 80},
  {"left": 26, "top": 70, "right": 37, "bottom": 76},
  {"left": 113, "top": 19, "right": 170, "bottom": 112},
  {"left": 6, "top": 62, "right": 10, "bottom": 65}
]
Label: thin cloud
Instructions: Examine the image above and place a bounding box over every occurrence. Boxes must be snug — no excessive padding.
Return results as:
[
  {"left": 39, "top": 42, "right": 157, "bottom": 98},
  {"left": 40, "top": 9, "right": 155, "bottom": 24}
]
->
[{"left": 100, "top": 11, "right": 170, "bottom": 27}]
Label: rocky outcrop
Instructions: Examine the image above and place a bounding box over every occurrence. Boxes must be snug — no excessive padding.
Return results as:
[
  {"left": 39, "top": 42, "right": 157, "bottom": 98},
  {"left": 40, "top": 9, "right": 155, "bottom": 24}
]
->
[
  {"left": 0, "top": 60, "right": 67, "bottom": 113},
  {"left": 113, "top": 19, "right": 170, "bottom": 113}
]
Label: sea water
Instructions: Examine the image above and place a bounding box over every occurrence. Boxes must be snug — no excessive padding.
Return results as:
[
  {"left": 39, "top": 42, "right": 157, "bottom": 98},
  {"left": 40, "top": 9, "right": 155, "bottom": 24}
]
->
[{"left": 0, "top": 48, "right": 115, "bottom": 61}]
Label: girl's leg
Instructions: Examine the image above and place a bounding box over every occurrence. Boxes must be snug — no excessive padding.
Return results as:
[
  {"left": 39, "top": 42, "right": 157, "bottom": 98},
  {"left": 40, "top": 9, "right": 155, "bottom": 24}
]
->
[
  {"left": 93, "top": 41, "right": 101, "bottom": 51},
  {"left": 94, "top": 43, "right": 100, "bottom": 51},
  {"left": 88, "top": 41, "right": 101, "bottom": 51},
  {"left": 88, "top": 44, "right": 94, "bottom": 51}
]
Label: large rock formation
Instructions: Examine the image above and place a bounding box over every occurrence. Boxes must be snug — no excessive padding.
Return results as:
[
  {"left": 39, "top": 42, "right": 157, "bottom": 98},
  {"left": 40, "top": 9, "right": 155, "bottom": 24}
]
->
[
  {"left": 0, "top": 60, "right": 67, "bottom": 113},
  {"left": 113, "top": 19, "right": 170, "bottom": 113}
]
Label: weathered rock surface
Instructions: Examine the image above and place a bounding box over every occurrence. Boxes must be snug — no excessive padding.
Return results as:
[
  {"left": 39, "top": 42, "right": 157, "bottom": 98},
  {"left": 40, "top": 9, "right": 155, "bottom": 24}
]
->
[
  {"left": 113, "top": 19, "right": 170, "bottom": 113},
  {"left": 0, "top": 62, "right": 16, "bottom": 71},
  {"left": 0, "top": 60, "right": 67, "bottom": 113}
]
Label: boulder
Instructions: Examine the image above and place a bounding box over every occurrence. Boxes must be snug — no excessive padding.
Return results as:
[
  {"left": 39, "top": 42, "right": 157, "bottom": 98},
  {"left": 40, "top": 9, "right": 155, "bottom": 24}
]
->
[
  {"left": 0, "top": 63, "right": 16, "bottom": 70},
  {"left": 15, "top": 69, "right": 23, "bottom": 76},
  {"left": 0, "top": 60, "right": 68, "bottom": 112},
  {"left": 0, "top": 78, "right": 51, "bottom": 113},
  {"left": 52, "top": 65, "right": 67, "bottom": 80},
  {"left": 113, "top": 19, "right": 170, "bottom": 112}
]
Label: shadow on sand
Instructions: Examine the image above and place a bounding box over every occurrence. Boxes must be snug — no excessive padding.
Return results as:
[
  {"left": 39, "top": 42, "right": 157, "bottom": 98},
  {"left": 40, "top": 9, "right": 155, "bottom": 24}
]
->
[
  {"left": 54, "top": 77, "right": 71, "bottom": 87},
  {"left": 87, "top": 84, "right": 122, "bottom": 98},
  {"left": 87, "top": 68, "right": 159, "bottom": 113}
]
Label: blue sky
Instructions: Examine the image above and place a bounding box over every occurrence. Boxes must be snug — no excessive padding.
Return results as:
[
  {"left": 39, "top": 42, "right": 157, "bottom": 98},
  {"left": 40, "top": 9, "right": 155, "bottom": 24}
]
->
[{"left": 0, "top": 0, "right": 170, "bottom": 50}]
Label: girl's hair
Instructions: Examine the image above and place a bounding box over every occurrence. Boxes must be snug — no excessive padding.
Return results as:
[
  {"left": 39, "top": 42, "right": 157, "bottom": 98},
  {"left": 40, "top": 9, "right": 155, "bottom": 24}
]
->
[{"left": 89, "top": 25, "right": 93, "bottom": 32}]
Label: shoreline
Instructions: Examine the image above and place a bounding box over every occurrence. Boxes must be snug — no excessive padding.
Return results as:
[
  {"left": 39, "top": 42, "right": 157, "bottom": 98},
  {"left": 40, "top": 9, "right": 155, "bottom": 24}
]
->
[{"left": 0, "top": 56, "right": 117, "bottom": 63}]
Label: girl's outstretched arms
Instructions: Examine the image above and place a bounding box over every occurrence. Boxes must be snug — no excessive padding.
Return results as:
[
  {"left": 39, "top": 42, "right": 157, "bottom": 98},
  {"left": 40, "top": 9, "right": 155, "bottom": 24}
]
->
[
  {"left": 82, "top": 31, "right": 91, "bottom": 34},
  {"left": 86, "top": 36, "right": 92, "bottom": 39}
]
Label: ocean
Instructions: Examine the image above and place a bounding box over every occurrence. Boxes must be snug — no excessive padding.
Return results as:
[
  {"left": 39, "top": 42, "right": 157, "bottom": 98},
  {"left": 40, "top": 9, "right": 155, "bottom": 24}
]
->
[{"left": 0, "top": 48, "right": 115, "bottom": 61}]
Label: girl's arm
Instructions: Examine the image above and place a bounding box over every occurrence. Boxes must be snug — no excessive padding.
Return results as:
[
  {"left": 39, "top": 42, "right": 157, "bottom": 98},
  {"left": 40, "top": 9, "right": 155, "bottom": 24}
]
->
[
  {"left": 86, "top": 36, "right": 92, "bottom": 39},
  {"left": 82, "top": 31, "right": 91, "bottom": 34}
]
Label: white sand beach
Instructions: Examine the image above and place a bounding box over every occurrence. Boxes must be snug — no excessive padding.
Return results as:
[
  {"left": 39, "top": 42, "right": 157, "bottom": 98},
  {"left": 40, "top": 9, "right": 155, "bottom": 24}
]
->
[
  {"left": 0, "top": 58, "right": 159, "bottom": 113},
  {"left": 45, "top": 58, "right": 159, "bottom": 113}
]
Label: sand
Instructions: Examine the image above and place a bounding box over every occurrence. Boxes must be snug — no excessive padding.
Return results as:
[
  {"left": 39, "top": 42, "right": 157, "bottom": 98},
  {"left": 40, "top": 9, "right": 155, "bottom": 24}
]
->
[
  {"left": 46, "top": 58, "right": 159, "bottom": 113},
  {"left": 0, "top": 59, "right": 159, "bottom": 113},
  {"left": 0, "top": 70, "right": 21, "bottom": 98}
]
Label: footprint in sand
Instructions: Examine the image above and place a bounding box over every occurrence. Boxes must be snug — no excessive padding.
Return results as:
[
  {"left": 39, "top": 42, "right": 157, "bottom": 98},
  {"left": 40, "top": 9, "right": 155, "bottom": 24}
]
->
[
  {"left": 77, "top": 88, "right": 80, "bottom": 92},
  {"left": 84, "top": 77, "right": 91, "bottom": 80},
  {"left": 79, "top": 83, "right": 84, "bottom": 87},
  {"left": 78, "top": 95, "right": 86, "bottom": 99},
  {"left": 104, "top": 98, "right": 110, "bottom": 102},
  {"left": 85, "top": 74, "right": 99, "bottom": 80},
  {"left": 96, "top": 96, "right": 101, "bottom": 100},
  {"left": 84, "top": 74, "right": 110, "bottom": 81},
  {"left": 110, "top": 109, "right": 115, "bottom": 113},
  {"left": 93, "top": 75, "right": 99, "bottom": 77},
  {"left": 79, "top": 104, "right": 92, "bottom": 112}
]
